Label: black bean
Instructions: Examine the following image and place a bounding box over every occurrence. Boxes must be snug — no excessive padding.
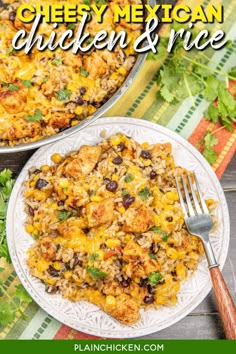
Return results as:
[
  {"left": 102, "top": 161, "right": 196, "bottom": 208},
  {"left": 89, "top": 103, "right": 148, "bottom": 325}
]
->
[
  {"left": 147, "top": 285, "right": 156, "bottom": 294},
  {"left": 104, "top": 177, "right": 111, "bottom": 185},
  {"left": 140, "top": 278, "right": 148, "bottom": 288},
  {"left": 171, "top": 270, "right": 177, "bottom": 277},
  {"left": 80, "top": 87, "right": 86, "bottom": 95},
  {"left": 47, "top": 265, "right": 59, "bottom": 277},
  {"left": 112, "top": 156, "right": 123, "bottom": 165},
  {"left": 166, "top": 216, "right": 173, "bottom": 222},
  {"left": 35, "top": 178, "right": 48, "bottom": 189},
  {"left": 144, "top": 295, "right": 154, "bottom": 304},
  {"left": 120, "top": 278, "right": 131, "bottom": 288},
  {"left": 33, "top": 169, "right": 41, "bottom": 175},
  {"left": 122, "top": 194, "right": 135, "bottom": 209},
  {"left": 140, "top": 150, "right": 151, "bottom": 159},
  {"left": 150, "top": 242, "right": 159, "bottom": 254},
  {"left": 117, "top": 142, "right": 125, "bottom": 152},
  {"left": 65, "top": 262, "right": 71, "bottom": 270},
  {"left": 9, "top": 11, "right": 16, "bottom": 21},
  {"left": 82, "top": 227, "right": 90, "bottom": 234},
  {"left": 46, "top": 286, "right": 59, "bottom": 294},
  {"left": 73, "top": 255, "right": 82, "bottom": 267},
  {"left": 28, "top": 206, "right": 35, "bottom": 216},
  {"left": 150, "top": 170, "right": 157, "bottom": 179},
  {"left": 57, "top": 200, "right": 64, "bottom": 206},
  {"left": 106, "top": 180, "right": 118, "bottom": 193},
  {"left": 81, "top": 282, "right": 89, "bottom": 289},
  {"left": 159, "top": 188, "right": 165, "bottom": 194},
  {"left": 76, "top": 97, "right": 84, "bottom": 105}
]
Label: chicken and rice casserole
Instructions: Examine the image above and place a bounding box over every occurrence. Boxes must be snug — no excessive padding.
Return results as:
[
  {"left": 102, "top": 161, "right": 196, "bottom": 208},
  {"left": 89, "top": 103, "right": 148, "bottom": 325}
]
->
[
  {"left": 24, "top": 133, "right": 217, "bottom": 325},
  {"left": 0, "top": 0, "right": 142, "bottom": 146}
]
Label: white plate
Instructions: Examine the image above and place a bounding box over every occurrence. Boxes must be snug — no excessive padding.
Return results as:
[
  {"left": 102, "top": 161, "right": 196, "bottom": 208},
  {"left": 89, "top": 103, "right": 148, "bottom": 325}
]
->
[{"left": 7, "top": 117, "right": 230, "bottom": 338}]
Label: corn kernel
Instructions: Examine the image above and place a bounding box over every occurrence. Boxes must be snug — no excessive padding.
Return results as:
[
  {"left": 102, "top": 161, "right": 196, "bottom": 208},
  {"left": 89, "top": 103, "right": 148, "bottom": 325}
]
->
[
  {"left": 166, "top": 248, "right": 178, "bottom": 260},
  {"left": 33, "top": 222, "right": 41, "bottom": 231},
  {"left": 177, "top": 250, "right": 186, "bottom": 259},
  {"left": 165, "top": 191, "right": 179, "bottom": 201},
  {"left": 105, "top": 295, "right": 116, "bottom": 307},
  {"left": 176, "top": 263, "right": 186, "bottom": 280},
  {"left": 106, "top": 239, "right": 121, "bottom": 248},
  {"left": 206, "top": 198, "right": 214, "bottom": 206},
  {"left": 110, "top": 136, "right": 121, "bottom": 146},
  {"left": 45, "top": 278, "right": 56, "bottom": 285},
  {"left": 71, "top": 119, "right": 79, "bottom": 127},
  {"left": 40, "top": 165, "right": 50, "bottom": 172},
  {"left": 53, "top": 262, "right": 62, "bottom": 271},
  {"left": 51, "top": 153, "right": 62, "bottom": 164},
  {"left": 110, "top": 72, "right": 119, "bottom": 80},
  {"left": 189, "top": 251, "right": 199, "bottom": 261},
  {"left": 37, "top": 260, "right": 50, "bottom": 272},
  {"left": 134, "top": 277, "right": 140, "bottom": 284},
  {"left": 51, "top": 203, "right": 58, "bottom": 210},
  {"left": 142, "top": 159, "right": 152, "bottom": 167},
  {"left": 90, "top": 195, "right": 102, "bottom": 202},
  {"left": 141, "top": 142, "right": 149, "bottom": 148},
  {"left": 118, "top": 66, "right": 127, "bottom": 75},
  {"left": 64, "top": 271, "right": 72, "bottom": 279},
  {"left": 118, "top": 206, "right": 125, "bottom": 214},
  {"left": 75, "top": 106, "right": 83, "bottom": 115},
  {"left": 59, "top": 178, "right": 69, "bottom": 189},
  {"left": 112, "top": 174, "right": 119, "bottom": 181},
  {"left": 25, "top": 224, "right": 34, "bottom": 233}
]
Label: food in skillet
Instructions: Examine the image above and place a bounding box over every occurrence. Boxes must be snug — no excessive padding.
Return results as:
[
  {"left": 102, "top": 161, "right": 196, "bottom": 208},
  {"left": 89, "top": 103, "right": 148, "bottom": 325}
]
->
[
  {"left": 0, "top": 0, "right": 142, "bottom": 146},
  {"left": 24, "top": 133, "right": 217, "bottom": 325}
]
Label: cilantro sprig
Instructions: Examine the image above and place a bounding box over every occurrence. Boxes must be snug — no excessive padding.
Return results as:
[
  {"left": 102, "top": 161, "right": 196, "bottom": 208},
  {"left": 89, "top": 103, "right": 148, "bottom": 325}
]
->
[
  {"left": 148, "top": 271, "right": 162, "bottom": 286},
  {"left": 0, "top": 169, "right": 32, "bottom": 327},
  {"left": 149, "top": 226, "right": 170, "bottom": 242},
  {"left": 149, "top": 29, "right": 236, "bottom": 165}
]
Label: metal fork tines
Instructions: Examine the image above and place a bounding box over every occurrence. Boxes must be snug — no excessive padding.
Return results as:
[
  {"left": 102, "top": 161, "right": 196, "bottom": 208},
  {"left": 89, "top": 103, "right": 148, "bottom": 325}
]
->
[{"left": 175, "top": 172, "right": 219, "bottom": 269}]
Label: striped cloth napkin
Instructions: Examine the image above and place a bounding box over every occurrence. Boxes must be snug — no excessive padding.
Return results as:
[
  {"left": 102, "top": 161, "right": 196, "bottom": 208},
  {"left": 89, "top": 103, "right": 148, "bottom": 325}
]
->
[{"left": 1, "top": 0, "right": 235, "bottom": 340}]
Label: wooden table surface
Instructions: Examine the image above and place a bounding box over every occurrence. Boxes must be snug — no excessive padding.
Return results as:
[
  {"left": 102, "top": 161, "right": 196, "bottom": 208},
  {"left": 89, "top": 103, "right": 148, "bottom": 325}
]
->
[{"left": 0, "top": 149, "right": 235, "bottom": 339}]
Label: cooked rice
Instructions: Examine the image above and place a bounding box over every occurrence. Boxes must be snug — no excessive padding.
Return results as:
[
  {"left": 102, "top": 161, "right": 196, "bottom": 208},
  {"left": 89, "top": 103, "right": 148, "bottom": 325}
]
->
[{"left": 24, "top": 133, "right": 216, "bottom": 325}]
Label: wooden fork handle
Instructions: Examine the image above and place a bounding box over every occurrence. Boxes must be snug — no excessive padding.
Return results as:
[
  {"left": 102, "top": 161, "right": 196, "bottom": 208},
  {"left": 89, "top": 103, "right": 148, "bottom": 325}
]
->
[{"left": 210, "top": 266, "right": 236, "bottom": 339}]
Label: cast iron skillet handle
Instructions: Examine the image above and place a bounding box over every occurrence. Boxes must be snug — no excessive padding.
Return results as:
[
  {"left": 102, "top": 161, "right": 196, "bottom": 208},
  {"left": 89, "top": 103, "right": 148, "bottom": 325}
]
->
[{"left": 210, "top": 266, "right": 236, "bottom": 339}]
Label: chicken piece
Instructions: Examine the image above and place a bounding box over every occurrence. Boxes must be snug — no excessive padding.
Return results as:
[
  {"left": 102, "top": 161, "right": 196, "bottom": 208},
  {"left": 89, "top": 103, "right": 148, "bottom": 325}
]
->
[
  {"left": 105, "top": 294, "right": 140, "bottom": 325},
  {"left": 66, "top": 183, "right": 89, "bottom": 208},
  {"left": 102, "top": 281, "right": 124, "bottom": 296},
  {"left": 48, "top": 112, "right": 73, "bottom": 129},
  {"left": 3, "top": 117, "right": 41, "bottom": 141},
  {"left": 65, "top": 145, "right": 102, "bottom": 178},
  {"left": 40, "top": 237, "right": 57, "bottom": 261},
  {"left": 149, "top": 142, "right": 172, "bottom": 156},
  {"left": 122, "top": 205, "right": 154, "bottom": 233},
  {"left": 123, "top": 241, "right": 160, "bottom": 278},
  {"left": 86, "top": 198, "right": 114, "bottom": 227},
  {"left": 83, "top": 53, "right": 107, "bottom": 79},
  {"left": 0, "top": 84, "right": 27, "bottom": 114}
]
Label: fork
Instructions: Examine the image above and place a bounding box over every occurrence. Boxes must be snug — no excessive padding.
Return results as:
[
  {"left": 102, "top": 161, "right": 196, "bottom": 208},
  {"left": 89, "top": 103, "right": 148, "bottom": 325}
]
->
[{"left": 175, "top": 173, "right": 236, "bottom": 340}]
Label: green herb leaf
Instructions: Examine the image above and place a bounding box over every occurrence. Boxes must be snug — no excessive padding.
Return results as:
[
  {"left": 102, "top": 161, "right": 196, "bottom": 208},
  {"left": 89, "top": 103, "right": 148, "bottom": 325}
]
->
[
  {"left": 56, "top": 88, "right": 72, "bottom": 101},
  {"left": 0, "top": 302, "right": 15, "bottom": 326},
  {"left": 52, "top": 57, "right": 63, "bottom": 66},
  {"left": 0, "top": 169, "right": 12, "bottom": 186},
  {"left": 205, "top": 104, "right": 219, "bottom": 123},
  {"left": 14, "top": 284, "right": 32, "bottom": 304},
  {"left": 148, "top": 271, "right": 162, "bottom": 286},
  {"left": 2, "top": 82, "right": 8, "bottom": 88},
  {"left": 6, "top": 46, "right": 14, "bottom": 55},
  {"left": 121, "top": 189, "right": 128, "bottom": 197},
  {"left": 149, "top": 226, "right": 170, "bottom": 242},
  {"left": 25, "top": 109, "right": 43, "bottom": 122},
  {"left": 58, "top": 211, "right": 70, "bottom": 222},
  {"left": 204, "top": 132, "right": 218, "bottom": 149},
  {"left": 138, "top": 187, "right": 150, "bottom": 200},
  {"left": 9, "top": 84, "right": 19, "bottom": 91},
  {"left": 149, "top": 253, "right": 157, "bottom": 260},
  {"left": 86, "top": 266, "right": 107, "bottom": 280},
  {"left": 203, "top": 147, "right": 218, "bottom": 165},
  {"left": 0, "top": 267, "right": 4, "bottom": 272},
  {"left": 88, "top": 253, "right": 99, "bottom": 262},
  {"left": 43, "top": 76, "right": 49, "bottom": 83},
  {"left": 21, "top": 80, "right": 32, "bottom": 88},
  {"left": 67, "top": 23, "right": 76, "bottom": 30},
  {"left": 80, "top": 66, "right": 89, "bottom": 78},
  {"left": 124, "top": 173, "right": 134, "bottom": 183}
]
